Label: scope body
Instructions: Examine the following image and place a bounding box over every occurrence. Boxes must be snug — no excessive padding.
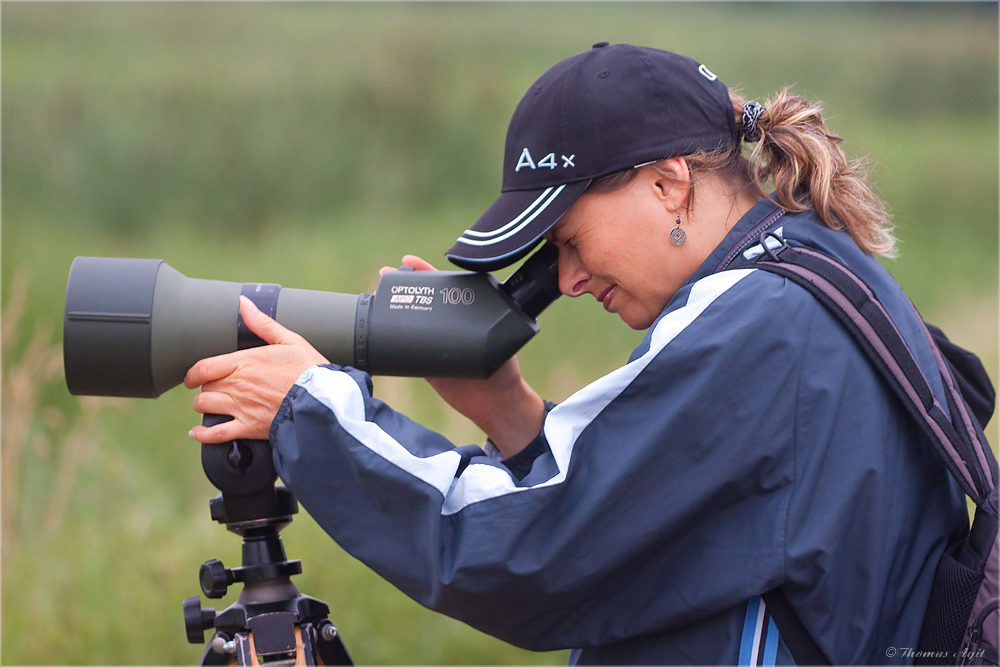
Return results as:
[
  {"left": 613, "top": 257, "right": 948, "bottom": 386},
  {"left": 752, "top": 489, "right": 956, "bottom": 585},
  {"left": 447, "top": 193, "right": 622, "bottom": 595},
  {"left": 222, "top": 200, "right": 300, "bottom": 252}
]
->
[{"left": 64, "top": 247, "right": 559, "bottom": 398}]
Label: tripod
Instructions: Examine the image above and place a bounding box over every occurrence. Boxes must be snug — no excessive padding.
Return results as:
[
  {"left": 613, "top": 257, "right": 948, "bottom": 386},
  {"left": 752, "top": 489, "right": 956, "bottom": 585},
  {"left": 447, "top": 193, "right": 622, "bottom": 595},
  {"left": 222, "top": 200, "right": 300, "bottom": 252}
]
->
[{"left": 183, "top": 432, "right": 353, "bottom": 665}]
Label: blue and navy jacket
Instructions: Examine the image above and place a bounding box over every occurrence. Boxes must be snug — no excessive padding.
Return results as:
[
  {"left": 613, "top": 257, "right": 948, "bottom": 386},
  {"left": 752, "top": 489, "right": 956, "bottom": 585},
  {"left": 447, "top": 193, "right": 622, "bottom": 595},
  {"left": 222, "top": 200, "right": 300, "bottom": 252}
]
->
[{"left": 270, "top": 197, "right": 969, "bottom": 665}]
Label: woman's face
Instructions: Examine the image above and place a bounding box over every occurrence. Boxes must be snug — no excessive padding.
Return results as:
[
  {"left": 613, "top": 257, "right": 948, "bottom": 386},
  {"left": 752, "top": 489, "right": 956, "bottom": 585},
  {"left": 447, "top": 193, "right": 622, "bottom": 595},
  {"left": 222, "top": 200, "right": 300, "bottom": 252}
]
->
[
  {"left": 545, "top": 166, "right": 718, "bottom": 329},
  {"left": 544, "top": 168, "right": 700, "bottom": 330}
]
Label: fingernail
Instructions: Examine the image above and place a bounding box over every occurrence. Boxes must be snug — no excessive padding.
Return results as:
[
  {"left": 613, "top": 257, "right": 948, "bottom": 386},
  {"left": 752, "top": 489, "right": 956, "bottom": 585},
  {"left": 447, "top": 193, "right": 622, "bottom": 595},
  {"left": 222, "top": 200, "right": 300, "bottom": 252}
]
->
[
  {"left": 240, "top": 295, "right": 258, "bottom": 309},
  {"left": 188, "top": 429, "right": 197, "bottom": 439}
]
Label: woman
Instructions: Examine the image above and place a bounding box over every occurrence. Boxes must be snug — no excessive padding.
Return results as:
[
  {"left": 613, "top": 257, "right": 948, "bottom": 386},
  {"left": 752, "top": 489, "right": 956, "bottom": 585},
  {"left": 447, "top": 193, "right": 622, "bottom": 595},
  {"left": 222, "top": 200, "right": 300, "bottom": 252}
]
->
[{"left": 185, "top": 44, "right": 969, "bottom": 664}]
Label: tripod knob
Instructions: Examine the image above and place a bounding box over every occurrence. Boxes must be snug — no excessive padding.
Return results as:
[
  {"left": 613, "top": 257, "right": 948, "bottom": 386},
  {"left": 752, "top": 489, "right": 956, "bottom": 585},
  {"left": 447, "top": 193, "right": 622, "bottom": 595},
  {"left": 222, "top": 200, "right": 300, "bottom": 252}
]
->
[
  {"left": 200, "top": 559, "right": 235, "bottom": 599},
  {"left": 183, "top": 596, "right": 216, "bottom": 644}
]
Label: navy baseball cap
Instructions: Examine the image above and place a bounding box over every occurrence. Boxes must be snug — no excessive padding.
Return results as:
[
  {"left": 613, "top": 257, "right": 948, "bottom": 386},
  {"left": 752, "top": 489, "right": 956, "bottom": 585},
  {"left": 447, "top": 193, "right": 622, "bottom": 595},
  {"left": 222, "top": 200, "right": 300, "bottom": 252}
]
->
[{"left": 446, "top": 43, "right": 738, "bottom": 271}]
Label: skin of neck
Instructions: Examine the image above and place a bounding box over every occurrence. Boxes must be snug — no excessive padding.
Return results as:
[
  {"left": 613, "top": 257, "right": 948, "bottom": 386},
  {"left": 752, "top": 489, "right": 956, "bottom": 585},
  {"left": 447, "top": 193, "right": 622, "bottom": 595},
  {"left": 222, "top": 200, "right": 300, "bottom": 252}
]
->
[{"left": 667, "top": 161, "right": 760, "bottom": 274}]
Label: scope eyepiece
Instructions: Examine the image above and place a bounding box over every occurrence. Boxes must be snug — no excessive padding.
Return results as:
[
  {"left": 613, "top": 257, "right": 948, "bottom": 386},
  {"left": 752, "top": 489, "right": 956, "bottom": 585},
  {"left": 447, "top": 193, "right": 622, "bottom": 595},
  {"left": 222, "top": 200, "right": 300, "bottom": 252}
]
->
[{"left": 500, "top": 243, "right": 561, "bottom": 320}]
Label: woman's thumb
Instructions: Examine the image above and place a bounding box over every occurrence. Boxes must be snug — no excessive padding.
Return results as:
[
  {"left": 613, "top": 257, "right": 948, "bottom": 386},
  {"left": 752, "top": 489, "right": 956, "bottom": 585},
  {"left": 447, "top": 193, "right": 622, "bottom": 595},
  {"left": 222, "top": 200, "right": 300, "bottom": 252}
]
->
[{"left": 239, "top": 295, "right": 296, "bottom": 345}]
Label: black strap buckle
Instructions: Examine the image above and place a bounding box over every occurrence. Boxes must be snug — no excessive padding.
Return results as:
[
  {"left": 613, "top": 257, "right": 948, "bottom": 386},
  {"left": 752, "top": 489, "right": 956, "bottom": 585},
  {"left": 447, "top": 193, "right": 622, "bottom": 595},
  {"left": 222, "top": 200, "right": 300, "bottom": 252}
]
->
[{"left": 758, "top": 230, "right": 790, "bottom": 263}]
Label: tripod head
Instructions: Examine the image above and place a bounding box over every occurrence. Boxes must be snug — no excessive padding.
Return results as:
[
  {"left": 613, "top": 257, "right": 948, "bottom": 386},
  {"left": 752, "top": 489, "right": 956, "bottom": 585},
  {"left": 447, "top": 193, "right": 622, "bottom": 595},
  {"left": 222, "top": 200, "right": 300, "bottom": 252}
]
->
[{"left": 184, "top": 413, "right": 354, "bottom": 665}]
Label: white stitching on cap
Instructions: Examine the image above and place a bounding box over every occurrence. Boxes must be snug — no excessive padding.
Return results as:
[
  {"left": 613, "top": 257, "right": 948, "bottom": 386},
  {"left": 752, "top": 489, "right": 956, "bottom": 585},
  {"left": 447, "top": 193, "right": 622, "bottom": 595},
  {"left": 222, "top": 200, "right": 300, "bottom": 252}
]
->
[
  {"left": 461, "top": 187, "right": 556, "bottom": 238},
  {"left": 456, "top": 185, "right": 566, "bottom": 246}
]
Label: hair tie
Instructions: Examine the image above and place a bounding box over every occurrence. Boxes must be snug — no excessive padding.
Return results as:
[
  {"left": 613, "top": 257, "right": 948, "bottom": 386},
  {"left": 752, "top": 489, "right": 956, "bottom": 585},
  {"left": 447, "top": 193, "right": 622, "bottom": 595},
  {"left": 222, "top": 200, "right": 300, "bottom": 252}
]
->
[{"left": 742, "top": 101, "right": 766, "bottom": 143}]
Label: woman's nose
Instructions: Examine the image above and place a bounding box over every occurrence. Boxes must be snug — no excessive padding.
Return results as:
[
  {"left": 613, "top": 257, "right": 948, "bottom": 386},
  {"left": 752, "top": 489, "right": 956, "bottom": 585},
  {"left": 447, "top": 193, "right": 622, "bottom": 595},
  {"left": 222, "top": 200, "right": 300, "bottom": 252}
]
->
[{"left": 557, "top": 247, "right": 590, "bottom": 297}]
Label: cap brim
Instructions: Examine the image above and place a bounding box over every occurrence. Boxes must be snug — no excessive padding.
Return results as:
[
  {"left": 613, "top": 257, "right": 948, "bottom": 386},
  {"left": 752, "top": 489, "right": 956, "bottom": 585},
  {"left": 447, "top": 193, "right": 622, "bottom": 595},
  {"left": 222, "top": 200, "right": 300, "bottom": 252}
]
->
[{"left": 445, "top": 180, "right": 591, "bottom": 271}]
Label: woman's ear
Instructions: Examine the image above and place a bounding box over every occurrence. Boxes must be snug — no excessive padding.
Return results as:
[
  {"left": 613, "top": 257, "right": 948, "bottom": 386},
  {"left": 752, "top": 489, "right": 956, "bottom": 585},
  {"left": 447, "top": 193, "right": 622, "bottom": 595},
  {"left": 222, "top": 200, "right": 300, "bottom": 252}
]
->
[{"left": 648, "top": 157, "right": 691, "bottom": 214}]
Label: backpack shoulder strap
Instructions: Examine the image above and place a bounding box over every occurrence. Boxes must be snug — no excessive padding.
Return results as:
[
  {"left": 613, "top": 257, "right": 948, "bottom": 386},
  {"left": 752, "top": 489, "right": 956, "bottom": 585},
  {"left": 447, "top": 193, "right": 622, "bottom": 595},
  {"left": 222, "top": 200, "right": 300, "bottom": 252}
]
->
[
  {"left": 924, "top": 322, "right": 996, "bottom": 430},
  {"left": 748, "top": 241, "right": 997, "bottom": 503}
]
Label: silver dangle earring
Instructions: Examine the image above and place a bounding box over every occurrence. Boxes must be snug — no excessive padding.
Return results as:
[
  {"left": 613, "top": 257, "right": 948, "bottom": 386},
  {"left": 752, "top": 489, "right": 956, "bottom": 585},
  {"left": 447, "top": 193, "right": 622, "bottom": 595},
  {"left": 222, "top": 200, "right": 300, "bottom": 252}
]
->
[{"left": 669, "top": 214, "right": 687, "bottom": 246}]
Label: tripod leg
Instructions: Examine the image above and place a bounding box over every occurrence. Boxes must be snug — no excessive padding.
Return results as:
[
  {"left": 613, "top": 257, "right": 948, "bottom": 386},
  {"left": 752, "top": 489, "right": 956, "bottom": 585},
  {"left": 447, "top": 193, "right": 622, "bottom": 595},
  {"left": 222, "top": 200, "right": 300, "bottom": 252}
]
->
[
  {"left": 233, "top": 634, "right": 255, "bottom": 666},
  {"left": 298, "top": 627, "right": 318, "bottom": 666}
]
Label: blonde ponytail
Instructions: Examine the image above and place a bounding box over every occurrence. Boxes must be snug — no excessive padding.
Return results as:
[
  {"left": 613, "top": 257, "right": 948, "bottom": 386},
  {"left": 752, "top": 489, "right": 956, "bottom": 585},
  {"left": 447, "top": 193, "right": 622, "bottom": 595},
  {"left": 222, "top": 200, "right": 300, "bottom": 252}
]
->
[{"left": 733, "top": 88, "right": 896, "bottom": 257}]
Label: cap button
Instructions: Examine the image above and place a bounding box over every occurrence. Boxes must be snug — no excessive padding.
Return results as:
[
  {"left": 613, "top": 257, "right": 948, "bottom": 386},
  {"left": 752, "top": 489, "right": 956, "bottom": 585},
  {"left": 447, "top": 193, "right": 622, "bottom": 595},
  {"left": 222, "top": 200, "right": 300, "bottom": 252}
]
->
[{"left": 592, "top": 41, "right": 609, "bottom": 49}]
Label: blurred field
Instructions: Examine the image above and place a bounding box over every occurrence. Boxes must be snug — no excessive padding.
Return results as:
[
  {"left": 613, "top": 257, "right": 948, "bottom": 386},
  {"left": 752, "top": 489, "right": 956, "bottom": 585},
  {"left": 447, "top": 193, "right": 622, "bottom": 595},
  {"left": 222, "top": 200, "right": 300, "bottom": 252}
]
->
[{"left": 2, "top": 3, "right": 997, "bottom": 664}]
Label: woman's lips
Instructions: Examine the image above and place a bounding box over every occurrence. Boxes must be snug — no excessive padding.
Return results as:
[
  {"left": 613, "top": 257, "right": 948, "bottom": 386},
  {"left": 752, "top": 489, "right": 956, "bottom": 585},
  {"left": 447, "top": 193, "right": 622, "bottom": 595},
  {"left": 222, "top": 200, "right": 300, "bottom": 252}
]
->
[{"left": 598, "top": 285, "right": 618, "bottom": 312}]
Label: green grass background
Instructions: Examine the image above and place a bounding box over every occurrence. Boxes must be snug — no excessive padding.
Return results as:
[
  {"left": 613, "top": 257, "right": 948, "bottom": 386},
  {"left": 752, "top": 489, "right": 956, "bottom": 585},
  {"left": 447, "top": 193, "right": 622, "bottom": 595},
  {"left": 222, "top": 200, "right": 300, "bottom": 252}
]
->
[{"left": 2, "top": 3, "right": 997, "bottom": 664}]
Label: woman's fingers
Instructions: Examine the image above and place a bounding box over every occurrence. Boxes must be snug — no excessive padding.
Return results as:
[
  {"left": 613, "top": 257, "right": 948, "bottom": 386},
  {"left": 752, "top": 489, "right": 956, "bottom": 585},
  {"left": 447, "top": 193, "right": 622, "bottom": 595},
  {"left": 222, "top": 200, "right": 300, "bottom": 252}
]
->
[
  {"left": 188, "top": 419, "right": 243, "bottom": 444},
  {"left": 187, "top": 383, "right": 275, "bottom": 443},
  {"left": 402, "top": 255, "right": 437, "bottom": 271},
  {"left": 189, "top": 389, "right": 257, "bottom": 442},
  {"left": 184, "top": 353, "right": 239, "bottom": 390},
  {"left": 379, "top": 255, "right": 438, "bottom": 277},
  {"left": 191, "top": 389, "right": 237, "bottom": 417},
  {"left": 239, "top": 296, "right": 299, "bottom": 346}
]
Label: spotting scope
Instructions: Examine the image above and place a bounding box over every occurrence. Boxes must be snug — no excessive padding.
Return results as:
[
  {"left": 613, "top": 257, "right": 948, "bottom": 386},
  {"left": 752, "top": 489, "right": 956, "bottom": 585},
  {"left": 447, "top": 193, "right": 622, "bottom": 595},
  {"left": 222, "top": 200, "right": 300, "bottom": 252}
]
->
[{"left": 64, "top": 244, "right": 561, "bottom": 398}]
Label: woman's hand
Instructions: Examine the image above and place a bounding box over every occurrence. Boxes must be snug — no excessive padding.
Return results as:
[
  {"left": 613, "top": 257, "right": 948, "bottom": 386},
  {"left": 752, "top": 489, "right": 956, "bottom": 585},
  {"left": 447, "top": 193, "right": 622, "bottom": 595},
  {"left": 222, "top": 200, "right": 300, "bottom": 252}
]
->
[
  {"left": 184, "top": 296, "right": 330, "bottom": 443},
  {"left": 380, "top": 256, "right": 547, "bottom": 457}
]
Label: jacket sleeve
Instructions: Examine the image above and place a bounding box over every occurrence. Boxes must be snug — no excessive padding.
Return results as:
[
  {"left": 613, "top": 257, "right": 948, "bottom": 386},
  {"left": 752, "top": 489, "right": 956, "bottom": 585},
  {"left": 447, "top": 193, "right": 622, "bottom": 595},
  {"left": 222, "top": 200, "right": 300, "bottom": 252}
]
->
[{"left": 269, "top": 269, "right": 804, "bottom": 651}]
